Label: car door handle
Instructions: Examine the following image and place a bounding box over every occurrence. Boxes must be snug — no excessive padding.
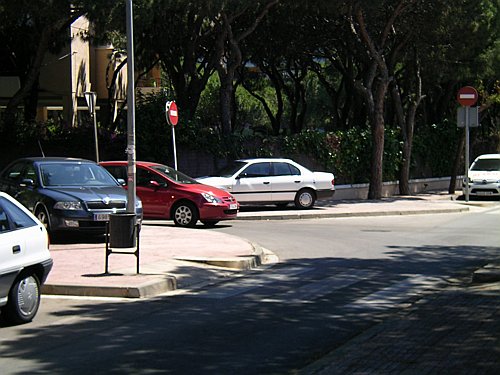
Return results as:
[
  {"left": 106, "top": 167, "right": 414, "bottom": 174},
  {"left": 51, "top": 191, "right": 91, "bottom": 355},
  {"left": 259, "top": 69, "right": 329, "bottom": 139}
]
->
[
  {"left": 294, "top": 180, "right": 301, "bottom": 183},
  {"left": 263, "top": 181, "right": 270, "bottom": 184},
  {"left": 12, "top": 245, "right": 21, "bottom": 254}
]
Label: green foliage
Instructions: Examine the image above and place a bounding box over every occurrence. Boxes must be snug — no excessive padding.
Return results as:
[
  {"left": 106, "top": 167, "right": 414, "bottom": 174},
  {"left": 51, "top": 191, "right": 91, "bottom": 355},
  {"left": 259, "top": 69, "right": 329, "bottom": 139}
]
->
[
  {"left": 413, "top": 120, "right": 462, "bottom": 177},
  {"left": 280, "top": 129, "right": 370, "bottom": 184}
]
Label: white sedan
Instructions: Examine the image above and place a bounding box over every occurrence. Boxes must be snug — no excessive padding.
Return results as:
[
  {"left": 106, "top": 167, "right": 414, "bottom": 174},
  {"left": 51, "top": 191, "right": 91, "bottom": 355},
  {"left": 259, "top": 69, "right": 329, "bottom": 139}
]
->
[
  {"left": 0, "top": 192, "right": 53, "bottom": 324},
  {"left": 197, "top": 158, "right": 335, "bottom": 209}
]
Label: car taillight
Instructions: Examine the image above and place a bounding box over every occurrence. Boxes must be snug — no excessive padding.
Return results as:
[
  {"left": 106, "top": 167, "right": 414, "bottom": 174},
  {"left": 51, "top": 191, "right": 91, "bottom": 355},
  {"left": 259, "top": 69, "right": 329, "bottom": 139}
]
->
[{"left": 331, "top": 178, "right": 335, "bottom": 186}]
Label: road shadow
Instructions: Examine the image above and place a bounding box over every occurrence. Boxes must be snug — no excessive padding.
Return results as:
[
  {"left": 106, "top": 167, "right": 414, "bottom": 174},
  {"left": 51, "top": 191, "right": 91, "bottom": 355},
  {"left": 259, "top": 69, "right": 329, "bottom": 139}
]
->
[{"left": 1, "top": 243, "right": 500, "bottom": 373}]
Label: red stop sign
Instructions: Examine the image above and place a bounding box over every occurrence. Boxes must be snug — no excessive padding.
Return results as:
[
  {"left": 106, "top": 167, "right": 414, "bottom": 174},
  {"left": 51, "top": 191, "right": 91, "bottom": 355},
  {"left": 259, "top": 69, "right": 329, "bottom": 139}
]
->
[
  {"left": 166, "top": 101, "right": 179, "bottom": 126},
  {"left": 457, "top": 86, "right": 478, "bottom": 107}
]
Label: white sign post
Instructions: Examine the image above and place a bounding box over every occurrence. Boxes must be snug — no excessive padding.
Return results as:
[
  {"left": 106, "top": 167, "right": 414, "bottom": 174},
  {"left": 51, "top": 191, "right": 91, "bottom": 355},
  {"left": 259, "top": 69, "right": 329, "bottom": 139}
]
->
[
  {"left": 457, "top": 86, "right": 479, "bottom": 202},
  {"left": 166, "top": 101, "right": 179, "bottom": 170}
]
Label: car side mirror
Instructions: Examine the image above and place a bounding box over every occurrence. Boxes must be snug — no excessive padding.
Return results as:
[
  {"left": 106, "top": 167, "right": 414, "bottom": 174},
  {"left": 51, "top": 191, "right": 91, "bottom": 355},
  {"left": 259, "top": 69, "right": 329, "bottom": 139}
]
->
[
  {"left": 149, "top": 180, "right": 161, "bottom": 190},
  {"left": 117, "top": 178, "right": 126, "bottom": 186},
  {"left": 20, "top": 178, "right": 35, "bottom": 187}
]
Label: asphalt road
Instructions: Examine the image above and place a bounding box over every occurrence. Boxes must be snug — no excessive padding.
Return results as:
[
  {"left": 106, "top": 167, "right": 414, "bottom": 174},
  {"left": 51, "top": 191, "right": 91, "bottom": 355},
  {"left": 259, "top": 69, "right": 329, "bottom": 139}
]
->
[{"left": 1, "top": 204, "right": 499, "bottom": 374}]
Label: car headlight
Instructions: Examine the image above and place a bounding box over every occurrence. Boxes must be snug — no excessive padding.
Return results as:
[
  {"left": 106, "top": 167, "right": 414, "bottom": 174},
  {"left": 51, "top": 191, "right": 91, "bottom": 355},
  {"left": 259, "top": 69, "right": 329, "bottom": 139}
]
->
[
  {"left": 202, "top": 192, "right": 223, "bottom": 204},
  {"left": 135, "top": 199, "right": 142, "bottom": 208},
  {"left": 54, "top": 201, "right": 82, "bottom": 210}
]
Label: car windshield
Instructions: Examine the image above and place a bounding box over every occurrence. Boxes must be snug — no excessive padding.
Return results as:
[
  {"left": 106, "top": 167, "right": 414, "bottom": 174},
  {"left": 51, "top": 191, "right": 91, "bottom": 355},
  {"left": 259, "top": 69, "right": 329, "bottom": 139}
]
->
[
  {"left": 471, "top": 158, "right": 500, "bottom": 172},
  {"left": 40, "top": 162, "right": 119, "bottom": 187},
  {"left": 213, "top": 161, "right": 247, "bottom": 177},
  {"left": 151, "top": 165, "right": 198, "bottom": 184}
]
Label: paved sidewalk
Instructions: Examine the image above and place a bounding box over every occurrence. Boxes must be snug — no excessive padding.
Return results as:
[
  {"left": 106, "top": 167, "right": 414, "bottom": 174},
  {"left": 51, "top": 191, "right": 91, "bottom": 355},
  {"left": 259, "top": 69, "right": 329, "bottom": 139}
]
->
[
  {"left": 42, "top": 192, "right": 478, "bottom": 299},
  {"left": 43, "top": 225, "right": 268, "bottom": 298},
  {"left": 300, "top": 280, "right": 500, "bottom": 374}
]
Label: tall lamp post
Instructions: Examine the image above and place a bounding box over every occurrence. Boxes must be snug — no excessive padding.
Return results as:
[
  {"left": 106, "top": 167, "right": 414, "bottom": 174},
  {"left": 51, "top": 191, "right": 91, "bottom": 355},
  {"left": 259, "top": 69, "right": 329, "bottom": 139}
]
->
[
  {"left": 125, "top": 0, "right": 137, "bottom": 214},
  {"left": 84, "top": 91, "right": 99, "bottom": 162}
]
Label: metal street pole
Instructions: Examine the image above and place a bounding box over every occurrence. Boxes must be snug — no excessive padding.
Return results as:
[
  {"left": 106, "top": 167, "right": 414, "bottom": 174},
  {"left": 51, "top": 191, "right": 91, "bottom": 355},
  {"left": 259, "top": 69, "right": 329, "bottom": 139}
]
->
[
  {"left": 92, "top": 107, "right": 99, "bottom": 162},
  {"left": 84, "top": 91, "right": 99, "bottom": 162},
  {"left": 171, "top": 124, "right": 178, "bottom": 170},
  {"left": 125, "top": 0, "right": 136, "bottom": 214},
  {"left": 465, "top": 106, "right": 470, "bottom": 202}
]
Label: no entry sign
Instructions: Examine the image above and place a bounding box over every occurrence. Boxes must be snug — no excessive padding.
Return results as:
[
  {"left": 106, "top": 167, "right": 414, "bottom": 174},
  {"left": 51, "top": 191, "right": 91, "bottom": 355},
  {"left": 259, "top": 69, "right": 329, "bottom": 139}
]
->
[
  {"left": 457, "top": 86, "right": 478, "bottom": 107},
  {"left": 166, "top": 101, "right": 179, "bottom": 126}
]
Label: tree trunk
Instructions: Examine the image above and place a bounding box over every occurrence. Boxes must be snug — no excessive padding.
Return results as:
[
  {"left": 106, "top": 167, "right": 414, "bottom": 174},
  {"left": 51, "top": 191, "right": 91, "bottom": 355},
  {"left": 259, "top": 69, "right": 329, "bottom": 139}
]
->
[
  {"left": 213, "top": 1, "right": 278, "bottom": 134},
  {"left": 368, "top": 89, "right": 386, "bottom": 199},
  {"left": 2, "top": 27, "right": 52, "bottom": 140},
  {"left": 351, "top": 1, "right": 416, "bottom": 199},
  {"left": 393, "top": 82, "right": 423, "bottom": 195},
  {"left": 218, "top": 72, "right": 234, "bottom": 133},
  {"left": 241, "top": 64, "right": 283, "bottom": 135},
  {"left": 449, "top": 132, "right": 465, "bottom": 194}
]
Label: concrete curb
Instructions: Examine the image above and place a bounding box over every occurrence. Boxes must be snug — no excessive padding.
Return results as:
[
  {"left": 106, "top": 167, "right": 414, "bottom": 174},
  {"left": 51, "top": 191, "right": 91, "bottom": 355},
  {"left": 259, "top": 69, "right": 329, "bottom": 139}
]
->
[
  {"left": 175, "top": 241, "right": 271, "bottom": 270},
  {"left": 236, "top": 207, "right": 469, "bottom": 221},
  {"left": 41, "top": 242, "right": 274, "bottom": 299},
  {"left": 42, "top": 275, "right": 177, "bottom": 298}
]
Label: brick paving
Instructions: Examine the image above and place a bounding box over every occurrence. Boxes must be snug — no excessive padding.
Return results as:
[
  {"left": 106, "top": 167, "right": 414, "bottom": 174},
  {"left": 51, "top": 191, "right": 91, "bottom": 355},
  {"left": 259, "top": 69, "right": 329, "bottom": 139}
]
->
[{"left": 302, "top": 282, "right": 500, "bottom": 374}]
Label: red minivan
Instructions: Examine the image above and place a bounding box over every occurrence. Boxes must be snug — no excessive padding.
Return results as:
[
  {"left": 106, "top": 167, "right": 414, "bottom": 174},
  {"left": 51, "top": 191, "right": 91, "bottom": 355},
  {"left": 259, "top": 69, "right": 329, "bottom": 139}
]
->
[{"left": 100, "top": 161, "right": 239, "bottom": 228}]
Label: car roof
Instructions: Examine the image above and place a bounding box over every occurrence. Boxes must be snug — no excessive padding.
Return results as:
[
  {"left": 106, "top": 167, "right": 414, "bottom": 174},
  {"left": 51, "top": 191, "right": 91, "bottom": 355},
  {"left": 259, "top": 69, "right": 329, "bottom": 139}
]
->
[
  {"left": 100, "top": 161, "right": 165, "bottom": 167},
  {"left": 15, "top": 157, "right": 96, "bottom": 164},
  {"left": 236, "top": 158, "right": 295, "bottom": 163},
  {"left": 475, "top": 154, "right": 500, "bottom": 160}
]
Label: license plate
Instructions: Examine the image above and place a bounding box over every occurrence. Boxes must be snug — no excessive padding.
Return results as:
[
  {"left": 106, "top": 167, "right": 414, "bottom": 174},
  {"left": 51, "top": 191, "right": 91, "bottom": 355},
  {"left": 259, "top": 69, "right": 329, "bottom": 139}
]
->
[
  {"left": 476, "top": 191, "right": 493, "bottom": 195},
  {"left": 230, "top": 203, "right": 238, "bottom": 210},
  {"left": 94, "top": 213, "right": 110, "bottom": 221}
]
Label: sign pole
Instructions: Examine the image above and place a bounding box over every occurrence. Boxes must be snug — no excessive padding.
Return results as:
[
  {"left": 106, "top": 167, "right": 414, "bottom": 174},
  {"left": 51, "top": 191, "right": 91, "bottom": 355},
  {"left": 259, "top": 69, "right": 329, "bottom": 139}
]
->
[
  {"left": 165, "top": 101, "right": 179, "bottom": 170},
  {"left": 465, "top": 106, "right": 470, "bottom": 202},
  {"left": 172, "top": 124, "right": 178, "bottom": 170},
  {"left": 457, "top": 86, "right": 478, "bottom": 203}
]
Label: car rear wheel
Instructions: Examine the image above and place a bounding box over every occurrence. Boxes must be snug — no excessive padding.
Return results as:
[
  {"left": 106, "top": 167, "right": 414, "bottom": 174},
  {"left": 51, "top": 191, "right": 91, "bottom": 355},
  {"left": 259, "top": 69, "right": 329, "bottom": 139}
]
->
[
  {"left": 294, "top": 189, "right": 316, "bottom": 209},
  {"left": 2, "top": 274, "right": 41, "bottom": 324},
  {"left": 172, "top": 202, "right": 199, "bottom": 228}
]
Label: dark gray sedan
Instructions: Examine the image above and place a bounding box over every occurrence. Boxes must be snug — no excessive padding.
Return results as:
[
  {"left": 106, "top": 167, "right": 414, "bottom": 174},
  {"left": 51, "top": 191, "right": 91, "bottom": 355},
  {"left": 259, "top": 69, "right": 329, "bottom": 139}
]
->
[{"left": 0, "top": 157, "right": 142, "bottom": 234}]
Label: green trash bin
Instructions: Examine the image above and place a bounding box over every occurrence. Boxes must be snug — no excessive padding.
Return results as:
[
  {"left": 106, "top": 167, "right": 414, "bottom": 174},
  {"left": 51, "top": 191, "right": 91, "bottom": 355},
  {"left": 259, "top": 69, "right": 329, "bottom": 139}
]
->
[{"left": 109, "top": 213, "right": 137, "bottom": 248}]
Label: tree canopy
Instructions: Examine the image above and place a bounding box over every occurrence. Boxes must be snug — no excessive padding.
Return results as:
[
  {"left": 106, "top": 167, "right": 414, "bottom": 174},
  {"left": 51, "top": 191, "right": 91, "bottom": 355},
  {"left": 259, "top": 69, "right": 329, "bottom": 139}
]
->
[{"left": 1, "top": 0, "right": 498, "bottom": 198}]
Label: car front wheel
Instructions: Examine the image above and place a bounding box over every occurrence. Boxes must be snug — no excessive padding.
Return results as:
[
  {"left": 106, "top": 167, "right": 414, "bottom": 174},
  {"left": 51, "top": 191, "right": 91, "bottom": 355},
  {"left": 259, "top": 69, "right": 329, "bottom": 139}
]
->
[
  {"left": 294, "top": 189, "right": 316, "bottom": 209},
  {"left": 172, "top": 202, "right": 199, "bottom": 228},
  {"left": 2, "top": 274, "right": 41, "bottom": 324},
  {"left": 35, "top": 206, "right": 51, "bottom": 232}
]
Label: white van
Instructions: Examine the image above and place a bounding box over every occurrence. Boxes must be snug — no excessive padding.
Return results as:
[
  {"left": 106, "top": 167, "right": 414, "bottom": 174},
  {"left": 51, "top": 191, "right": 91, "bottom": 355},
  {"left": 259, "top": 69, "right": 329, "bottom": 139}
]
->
[
  {"left": 0, "top": 192, "right": 53, "bottom": 324},
  {"left": 463, "top": 154, "right": 500, "bottom": 197}
]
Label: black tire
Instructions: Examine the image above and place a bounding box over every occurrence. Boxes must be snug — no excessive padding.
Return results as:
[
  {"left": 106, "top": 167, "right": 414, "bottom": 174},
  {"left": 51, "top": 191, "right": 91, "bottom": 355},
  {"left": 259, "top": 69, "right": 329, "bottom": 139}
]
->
[
  {"left": 35, "top": 206, "right": 51, "bottom": 232},
  {"left": 294, "top": 189, "right": 316, "bottom": 209},
  {"left": 172, "top": 202, "right": 199, "bottom": 228},
  {"left": 2, "top": 274, "right": 41, "bottom": 324},
  {"left": 201, "top": 220, "right": 219, "bottom": 228}
]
